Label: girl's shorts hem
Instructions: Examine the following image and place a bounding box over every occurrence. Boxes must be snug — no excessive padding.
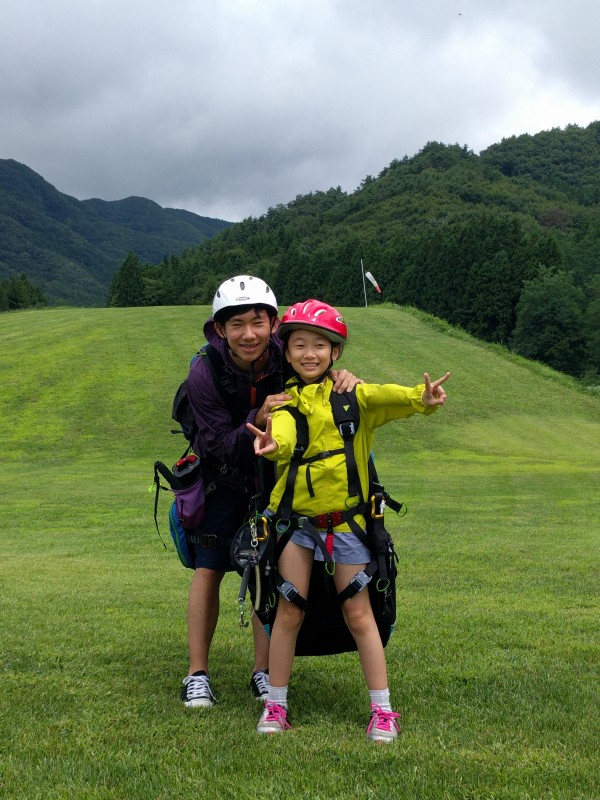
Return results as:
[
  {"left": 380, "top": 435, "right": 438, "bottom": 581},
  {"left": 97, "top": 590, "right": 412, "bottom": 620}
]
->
[{"left": 290, "top": 529, "right": 371, "bottom": 565}]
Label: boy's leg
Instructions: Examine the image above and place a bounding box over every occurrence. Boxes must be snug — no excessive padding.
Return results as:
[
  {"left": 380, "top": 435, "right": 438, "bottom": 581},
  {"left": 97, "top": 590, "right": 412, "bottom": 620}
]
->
[
  {"left": 187, "top": 567, "right": 224, "bottom": 674},
  {"left": 181, "top": 566, "right": 223, "bottom": 708},
  {"left": 251, "top": 612, "right": 270, "bottom": 672}
]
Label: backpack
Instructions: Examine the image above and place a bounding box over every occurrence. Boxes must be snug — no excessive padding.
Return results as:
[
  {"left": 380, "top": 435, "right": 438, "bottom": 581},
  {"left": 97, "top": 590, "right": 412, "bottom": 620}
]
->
[
  {"left": 230, "top": 387, "right": 405, "bottom": 656},
  {"left": 171, "top": 343, "right": 239, "bottom": 445},
  {"left": 153, "top": 344, "right": 242, "bottom": 568}
]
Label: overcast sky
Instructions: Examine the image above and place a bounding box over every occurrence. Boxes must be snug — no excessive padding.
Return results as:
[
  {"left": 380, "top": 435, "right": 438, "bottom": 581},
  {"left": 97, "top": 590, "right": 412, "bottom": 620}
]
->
[{"left": 2, "top": 0, "right": 599, "bottom": 222}]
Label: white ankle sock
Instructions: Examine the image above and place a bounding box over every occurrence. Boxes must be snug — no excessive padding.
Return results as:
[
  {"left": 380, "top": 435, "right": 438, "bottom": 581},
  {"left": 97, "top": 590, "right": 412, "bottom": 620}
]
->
[
  {"left": 268, "top": 685, "right": 288, "bottom": 707},
  {"left": 369, "top": 688, "right": 392, "bottom": 711}
]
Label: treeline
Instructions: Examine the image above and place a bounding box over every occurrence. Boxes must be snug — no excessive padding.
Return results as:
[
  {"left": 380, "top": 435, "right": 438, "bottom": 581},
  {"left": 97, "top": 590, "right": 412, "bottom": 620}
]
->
[
  {"left": 107, "top": 123, "right": 600, "bottom": 382},
  {"left": 0, "top": 274, "right": 47, "bottom": 311}
]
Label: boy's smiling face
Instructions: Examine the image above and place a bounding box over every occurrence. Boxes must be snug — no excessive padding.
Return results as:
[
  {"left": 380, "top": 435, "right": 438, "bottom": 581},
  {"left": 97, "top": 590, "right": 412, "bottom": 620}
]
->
[
  {"left": 285, "top": 329, "right": 340, "bottom": 383},
  {"left": 216, "top": 307, "right": 273, "bottom": 367}
]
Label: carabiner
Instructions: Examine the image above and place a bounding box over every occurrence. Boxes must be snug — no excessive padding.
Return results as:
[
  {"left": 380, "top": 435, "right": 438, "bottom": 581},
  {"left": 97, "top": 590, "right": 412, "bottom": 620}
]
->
[
  {"left": 276, "top": 518, "right": 291, "bottom": 535},
  {"left": 238, "top": 598, "right": 249, "bottom": 628},
  {"left": 370, "top": 494, "right": 385, "bottom": 519},
  {"left": 255, "top": 515, "right": 269, "bottom": 542}
]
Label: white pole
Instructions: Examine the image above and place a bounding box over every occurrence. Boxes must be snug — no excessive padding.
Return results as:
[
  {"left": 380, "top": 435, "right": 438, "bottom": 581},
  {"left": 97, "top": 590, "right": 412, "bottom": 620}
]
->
[{"left": 360, "top": 259, "right": 368, "bottom": 307}]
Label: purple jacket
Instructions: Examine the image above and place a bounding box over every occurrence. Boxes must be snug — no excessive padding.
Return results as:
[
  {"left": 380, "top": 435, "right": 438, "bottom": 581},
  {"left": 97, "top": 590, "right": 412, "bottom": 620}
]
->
[{"left": 186, "top": 318, "right": 284, "bottom": 474}]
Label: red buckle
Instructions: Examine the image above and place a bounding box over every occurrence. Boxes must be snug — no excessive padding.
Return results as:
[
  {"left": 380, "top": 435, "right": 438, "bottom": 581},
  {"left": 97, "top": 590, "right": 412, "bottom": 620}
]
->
[
  {"left": 175, "top": 454, "right": 199, "bottom": 468},
  {"left": 313, "top": 510, "right": 345, "bottom": 529}
]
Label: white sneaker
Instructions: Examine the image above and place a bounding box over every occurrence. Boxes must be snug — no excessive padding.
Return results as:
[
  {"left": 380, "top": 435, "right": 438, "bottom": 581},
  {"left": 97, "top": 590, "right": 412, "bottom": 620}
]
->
[
  {"left": 366, "top": 703, "right": 400, "bottom": 743},
  {"left": 256, "top": 701, "right": 292, "bottom": 734},
  {"left": 180, "top": 672, "right": 216, "bottom": 708}
]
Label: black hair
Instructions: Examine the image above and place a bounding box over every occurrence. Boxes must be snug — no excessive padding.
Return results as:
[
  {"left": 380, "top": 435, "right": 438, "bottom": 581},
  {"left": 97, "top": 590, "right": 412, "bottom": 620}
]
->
[{"left": 214, "top": 303, "right": 278, "bottom": 325}]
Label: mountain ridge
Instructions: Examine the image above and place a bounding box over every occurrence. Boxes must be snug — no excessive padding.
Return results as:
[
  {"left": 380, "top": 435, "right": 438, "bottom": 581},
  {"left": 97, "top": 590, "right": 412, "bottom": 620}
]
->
[{"left": 0, "top": 159, "right": 231, "bottom": 305}]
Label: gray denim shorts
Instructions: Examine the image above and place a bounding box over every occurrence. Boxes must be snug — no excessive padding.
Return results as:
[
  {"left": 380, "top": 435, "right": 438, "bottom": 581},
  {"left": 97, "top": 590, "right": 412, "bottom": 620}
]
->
[{"left": 289, "top": 528, "right": 371, "bottom": 565}]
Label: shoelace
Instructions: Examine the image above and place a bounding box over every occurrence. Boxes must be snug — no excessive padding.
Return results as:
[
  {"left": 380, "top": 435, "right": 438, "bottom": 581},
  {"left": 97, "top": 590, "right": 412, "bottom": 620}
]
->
[
  {"left": 367, "top": 704, "right": 401, "bottom": 733},
  {"left": 185, "top": 674, "right": 213, "bottom": 700},
  {"left": 263, "top": 702, "right": 292, "bottom": 730},
  {"left": 252, "top": 671, "right": 269, "bottom": 696}
]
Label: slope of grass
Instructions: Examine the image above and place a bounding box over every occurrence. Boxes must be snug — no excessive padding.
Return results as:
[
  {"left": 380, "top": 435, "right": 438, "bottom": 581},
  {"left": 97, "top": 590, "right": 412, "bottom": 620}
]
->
[{"left": 0, "top": 305, "right": 598, "bottom": 800}]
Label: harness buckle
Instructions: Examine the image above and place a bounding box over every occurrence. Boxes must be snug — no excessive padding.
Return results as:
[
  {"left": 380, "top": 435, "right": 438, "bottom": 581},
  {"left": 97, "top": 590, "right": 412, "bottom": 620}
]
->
[
  {"left": 278, "top": 580, "right": 299, "bottom": 603},
  {"left": 350, "top": 569, "right": 372, "bottom": 593},
  {"left": 338, "top": 421, "right": 356, "bottom": 438}
]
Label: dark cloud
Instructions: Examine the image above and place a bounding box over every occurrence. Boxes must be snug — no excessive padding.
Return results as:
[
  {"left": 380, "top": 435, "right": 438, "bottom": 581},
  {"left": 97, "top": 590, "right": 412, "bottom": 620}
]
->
[{"left": 1, "top": 0, "right": 598, "bottom": 221}]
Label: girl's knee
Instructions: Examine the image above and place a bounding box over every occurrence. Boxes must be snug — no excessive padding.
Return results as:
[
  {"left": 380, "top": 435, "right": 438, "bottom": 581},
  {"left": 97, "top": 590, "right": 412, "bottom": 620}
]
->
[
  {"left": 342, "top": 597, "right": 374, "bottom": 634},
  {"left": 276, "top": 598, "right": 304, "bottom": 630}
]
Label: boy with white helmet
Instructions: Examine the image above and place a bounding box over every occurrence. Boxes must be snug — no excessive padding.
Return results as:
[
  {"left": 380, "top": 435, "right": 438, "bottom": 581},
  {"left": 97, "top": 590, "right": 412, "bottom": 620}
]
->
[{"left": 180, "top": 278, "right": 360, "bottom": 709}]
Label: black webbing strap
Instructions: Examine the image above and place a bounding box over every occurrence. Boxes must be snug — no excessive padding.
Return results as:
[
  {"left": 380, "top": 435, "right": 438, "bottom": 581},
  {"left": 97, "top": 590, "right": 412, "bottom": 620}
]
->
[
  {"left": 329, "top": 390, "right": 363, "bottom": 502},
  {"left": 276, "top": 390, "right": 362, "bottom": 520}
]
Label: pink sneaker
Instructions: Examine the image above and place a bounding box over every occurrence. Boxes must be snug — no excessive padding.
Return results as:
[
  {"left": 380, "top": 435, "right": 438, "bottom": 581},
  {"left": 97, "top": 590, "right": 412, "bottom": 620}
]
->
[
  {"left": 366, "top": 703, "right": 401, "bottom": 743},
  {"left": 257, "top": 701, "right": 292, "bottom": 734}
]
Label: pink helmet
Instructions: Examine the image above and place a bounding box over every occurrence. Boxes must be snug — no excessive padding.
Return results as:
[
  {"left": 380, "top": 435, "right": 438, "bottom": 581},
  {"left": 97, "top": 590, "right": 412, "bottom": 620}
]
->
[{"left": 279, "top": 299, "right": 347, "bottom": 356}]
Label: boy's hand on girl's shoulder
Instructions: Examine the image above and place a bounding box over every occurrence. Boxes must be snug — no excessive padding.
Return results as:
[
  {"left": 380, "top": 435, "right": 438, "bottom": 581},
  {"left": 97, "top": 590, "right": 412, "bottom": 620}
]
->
[
  {"left": 422, "top": 371, "right": 451, "bottom": 407},
  {"left": 254, "top": 392, "right": 292, "bottom": 428},
  {"left": 330, "top": 369, "right": 364, "bottom": 394}
]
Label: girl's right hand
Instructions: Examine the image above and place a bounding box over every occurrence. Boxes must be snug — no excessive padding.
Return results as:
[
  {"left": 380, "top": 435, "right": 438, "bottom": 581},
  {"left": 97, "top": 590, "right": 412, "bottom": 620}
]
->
[{"left": 246, "top": 418, "right": 278, "bottom": 455}]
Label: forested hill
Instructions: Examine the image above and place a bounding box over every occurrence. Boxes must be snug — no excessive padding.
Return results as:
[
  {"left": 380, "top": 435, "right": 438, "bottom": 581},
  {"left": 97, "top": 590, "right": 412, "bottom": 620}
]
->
[
  {"left": 0, "top": 159, "right": 231, "bottom": 305},
  {"left": 117, "top": 120, "right": 597, "bottom": 380}
]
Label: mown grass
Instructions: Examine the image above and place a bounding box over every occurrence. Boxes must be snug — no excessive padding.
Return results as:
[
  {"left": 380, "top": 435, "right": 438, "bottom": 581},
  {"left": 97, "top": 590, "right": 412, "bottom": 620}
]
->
[{"left": 0, "top": 305, "right": 598, "bottom": 800}]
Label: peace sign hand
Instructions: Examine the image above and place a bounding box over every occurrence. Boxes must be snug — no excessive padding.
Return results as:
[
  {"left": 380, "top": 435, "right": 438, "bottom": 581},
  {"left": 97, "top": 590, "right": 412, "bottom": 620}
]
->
[
  {"left": 246, "top": 417, "right": 278, "bottom": 456},
  {"left": 422, "top": 372, "right": 451, "bottom": 406}
]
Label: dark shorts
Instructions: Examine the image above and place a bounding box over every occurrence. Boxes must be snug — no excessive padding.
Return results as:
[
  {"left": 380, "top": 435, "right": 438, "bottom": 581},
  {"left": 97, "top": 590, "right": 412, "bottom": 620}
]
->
[{"left": 188, "top": 484, "right": 249, "bottom": 571}]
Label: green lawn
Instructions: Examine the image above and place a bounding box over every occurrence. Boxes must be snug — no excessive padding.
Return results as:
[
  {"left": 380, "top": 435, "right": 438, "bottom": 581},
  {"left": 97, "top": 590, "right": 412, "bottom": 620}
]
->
[{"left": 0, "top": 305, "right": 598, "bottom": 800}]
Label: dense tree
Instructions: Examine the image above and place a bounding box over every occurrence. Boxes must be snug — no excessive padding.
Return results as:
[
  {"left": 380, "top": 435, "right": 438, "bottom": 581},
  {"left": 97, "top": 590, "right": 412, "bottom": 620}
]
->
[
  {"left": 0, "top": 274, "right": 46, "bottom": 311},
  {"left": 107, "top": 252, "right": 146, "bottom": 307},
  {"left": 511, "top": 267, "right": 587, "bottom": 376},
  {"left": 582, "top": 276, "right": 600, "bottom": 379},
  {"left": 80, "top": 122, "right": 600, "bottom": 380}
]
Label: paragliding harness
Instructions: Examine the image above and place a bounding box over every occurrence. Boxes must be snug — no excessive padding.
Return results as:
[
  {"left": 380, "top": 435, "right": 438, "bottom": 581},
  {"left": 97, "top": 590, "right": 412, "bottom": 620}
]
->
[
  {"left": 153, "top": 343, "right": 246, "bottom": 568},
  {"left": 231, "top": 387, "right": 405, "bottom": 656}
]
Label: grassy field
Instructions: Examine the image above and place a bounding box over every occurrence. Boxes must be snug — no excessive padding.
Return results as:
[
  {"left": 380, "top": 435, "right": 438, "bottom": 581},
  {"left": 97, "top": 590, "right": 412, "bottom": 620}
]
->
[{"left": 0, "top": 305, "right": 598, "bottom": 800}]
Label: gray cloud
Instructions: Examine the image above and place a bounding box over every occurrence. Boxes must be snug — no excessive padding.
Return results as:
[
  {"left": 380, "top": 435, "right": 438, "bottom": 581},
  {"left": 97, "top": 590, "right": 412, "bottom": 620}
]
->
[{"left": 1, "top": 0, "right": 599, "bottom": 221}]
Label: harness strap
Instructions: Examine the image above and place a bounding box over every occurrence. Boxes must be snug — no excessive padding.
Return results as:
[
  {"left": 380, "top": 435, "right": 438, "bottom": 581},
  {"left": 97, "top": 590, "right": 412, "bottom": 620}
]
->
[
  {"left": 275, "top": 391, "right": 363, "bottom": 521},
  {"left": 268, "top": 392, "right": 402, "bottom": 617},
  {"left": 271, "top": 515, "right": 334, "bottom": 611},
  {"left": 336, "top": 559, "right": 379, "bottom": 604},
  {"left": 276, "top": 577, "right": 308, "bottom": 611}
]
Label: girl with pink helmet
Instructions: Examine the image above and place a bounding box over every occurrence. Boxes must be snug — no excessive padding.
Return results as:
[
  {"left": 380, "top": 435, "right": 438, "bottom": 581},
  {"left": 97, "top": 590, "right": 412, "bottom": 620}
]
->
[{"left": 248, "top": 299, "right": 451, "bottom": 742}]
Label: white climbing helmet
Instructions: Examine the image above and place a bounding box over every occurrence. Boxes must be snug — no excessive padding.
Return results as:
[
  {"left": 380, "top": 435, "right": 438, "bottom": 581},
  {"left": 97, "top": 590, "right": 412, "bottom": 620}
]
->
[{"left": 212, "top": 275, "right": 278, "bottom": 318}]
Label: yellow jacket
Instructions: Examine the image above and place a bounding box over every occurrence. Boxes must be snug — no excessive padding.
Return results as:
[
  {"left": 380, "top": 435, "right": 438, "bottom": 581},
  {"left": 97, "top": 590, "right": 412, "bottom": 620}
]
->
[{"left": 264, "top": 378, "right": 437, "bottom": 531}]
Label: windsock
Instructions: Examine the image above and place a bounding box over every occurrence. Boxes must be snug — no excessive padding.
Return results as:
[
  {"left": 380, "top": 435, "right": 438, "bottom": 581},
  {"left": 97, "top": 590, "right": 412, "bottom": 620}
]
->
[{"left": 365, "top": 271, "right": 382, "bottom": 294}]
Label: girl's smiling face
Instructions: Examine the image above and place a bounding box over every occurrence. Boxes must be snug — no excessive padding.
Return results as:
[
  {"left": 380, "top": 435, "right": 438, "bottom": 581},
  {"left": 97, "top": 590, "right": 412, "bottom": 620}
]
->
[{"left": 285, "top": 329, "right": 340, "bottom": 382}]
